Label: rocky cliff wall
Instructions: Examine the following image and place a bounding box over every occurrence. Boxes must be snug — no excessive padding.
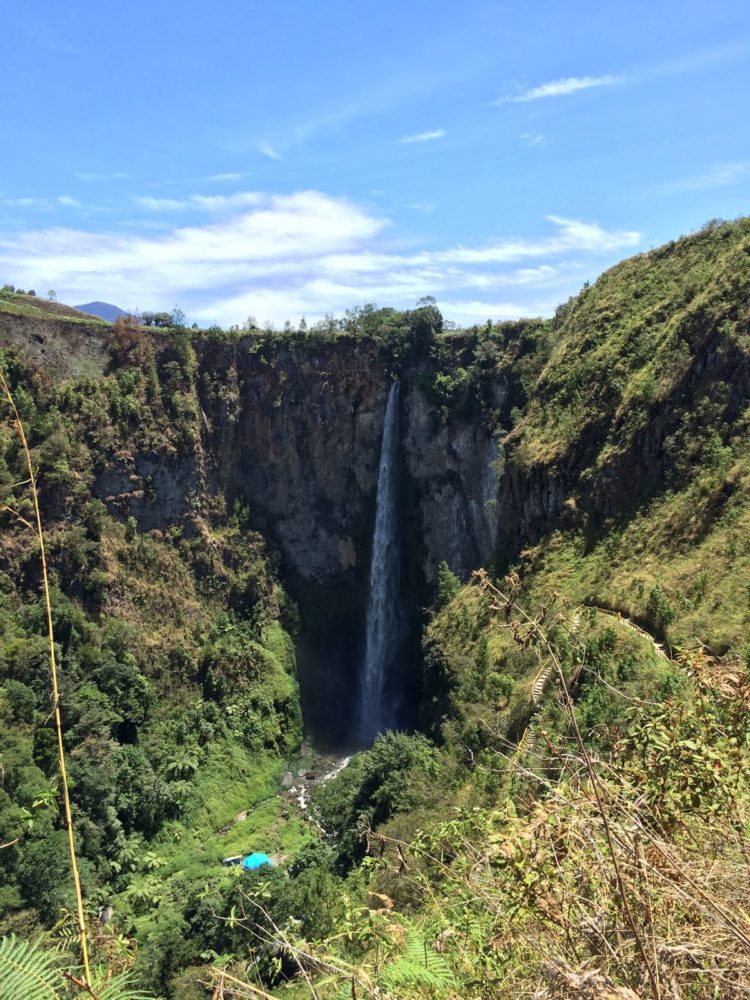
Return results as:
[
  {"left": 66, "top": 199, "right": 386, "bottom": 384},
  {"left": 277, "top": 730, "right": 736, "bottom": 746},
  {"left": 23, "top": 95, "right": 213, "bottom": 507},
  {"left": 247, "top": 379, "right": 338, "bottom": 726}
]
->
[
  {"left": 189, "top": 336, "right": 508, "bottom": 740},
  {"left": 192, "top": 337, "right": 504, "bottom": 589}
]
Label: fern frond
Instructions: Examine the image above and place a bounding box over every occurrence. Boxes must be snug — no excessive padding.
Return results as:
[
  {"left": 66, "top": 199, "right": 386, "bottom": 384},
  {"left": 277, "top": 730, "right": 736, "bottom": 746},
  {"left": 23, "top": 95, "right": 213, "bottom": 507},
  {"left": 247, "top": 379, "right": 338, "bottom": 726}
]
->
[
  {"left": 88, "top": 969, "right": 155, "bottom": 1000},
  {"left": 381, "top": 931, "right": 454, "bottom": 994},
  {"left": 50, "top": 910, "right": 83, "bottom": 957},
  {"left": 0, "top": 934, "right": 63, "bottom": 1000}
]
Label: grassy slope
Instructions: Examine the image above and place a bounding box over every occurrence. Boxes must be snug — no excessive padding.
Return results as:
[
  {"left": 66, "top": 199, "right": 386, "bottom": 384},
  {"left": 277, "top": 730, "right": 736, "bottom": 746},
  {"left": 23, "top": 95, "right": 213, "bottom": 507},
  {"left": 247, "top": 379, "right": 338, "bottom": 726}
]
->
[
  {"left": 519, "top": 217, "right": 750, "bottom": 462},
  {"left": 512, "top": 217, "right": 750, "bottom": 654},
  {"left": 0, "top": 291, "right": 109, "bottom": 324}
]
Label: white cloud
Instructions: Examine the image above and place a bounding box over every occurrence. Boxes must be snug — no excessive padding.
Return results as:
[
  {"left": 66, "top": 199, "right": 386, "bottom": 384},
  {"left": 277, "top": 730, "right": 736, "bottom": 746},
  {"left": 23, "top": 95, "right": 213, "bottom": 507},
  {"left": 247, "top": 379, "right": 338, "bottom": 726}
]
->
[
  {"left": 520, "top": 131, "right": 546, "bottom": 147},
  {"left": 401, "top": 216, "right": 639, "bottom": 267},
  {"left": 207, "top": 172, "right": 243, "bottom": 182},
  {"left": 190, "top": 192, "right": 265, "bottom": 210},
  {"left": 397, "top": 129, "right": 445, "bottom": 144},
  {"left": 133, "top": 192, "right": 265, "bottom": 212},
  {"left": 132, "top": 196, "right": 188, "bottom": 211},
  {"left": 445, "top": 298, "right": 555, "bottom": 320},
  {"left": 0, "top": 194, "right": 639, "bottom": 328},
  {"left": 496, "top": 75, "right": 622, "bottom": 103},
  {"left": 4, "top": 193, "right": 102, "bottom": 211},
  {"left": 259, "top": 143, "right": 281, "bottom": 160},
  {"left": 0, "top": 192, "right": 385, "bottom": 310}
]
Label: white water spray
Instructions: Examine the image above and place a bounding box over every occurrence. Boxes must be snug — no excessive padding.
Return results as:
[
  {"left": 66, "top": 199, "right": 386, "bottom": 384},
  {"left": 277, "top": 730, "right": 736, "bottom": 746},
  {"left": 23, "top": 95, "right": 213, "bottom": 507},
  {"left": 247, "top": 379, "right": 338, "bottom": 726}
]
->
[{"left": 357, "top": 381, "right": 402, "bottom": 742}]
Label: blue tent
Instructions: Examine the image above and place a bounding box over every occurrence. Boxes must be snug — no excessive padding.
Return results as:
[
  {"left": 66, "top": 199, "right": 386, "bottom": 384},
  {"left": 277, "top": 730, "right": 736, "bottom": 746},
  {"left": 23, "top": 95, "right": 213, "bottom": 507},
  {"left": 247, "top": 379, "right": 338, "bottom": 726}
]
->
[{"left": 242, "top": 852, "right": 273, "bottom": 871}]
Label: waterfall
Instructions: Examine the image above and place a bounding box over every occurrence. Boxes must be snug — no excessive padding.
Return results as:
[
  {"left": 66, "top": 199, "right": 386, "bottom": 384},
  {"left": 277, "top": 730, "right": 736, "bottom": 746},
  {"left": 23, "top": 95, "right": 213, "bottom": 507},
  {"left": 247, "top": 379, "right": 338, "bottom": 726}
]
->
[{"left": 357, "top": 381, "right": 402, "bottom": 743}]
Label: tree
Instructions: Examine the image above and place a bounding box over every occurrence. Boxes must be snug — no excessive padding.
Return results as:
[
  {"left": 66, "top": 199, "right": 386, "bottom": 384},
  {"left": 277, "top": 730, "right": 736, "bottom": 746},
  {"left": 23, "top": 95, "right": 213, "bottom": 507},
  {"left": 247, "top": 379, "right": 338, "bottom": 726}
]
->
[
  {"left": 141, "top": 311, "right": 172, "bottom": 328},
  {"left": 170, "top": 306, "right": 186, "bottom": 328},
  {"left": 475, "top": 634, "right": 490, "bottom": 686},
  {"left": 82, "top": 498, "right": 107, "bottom": 540},
  {"left": 408, "top": 300, "right": 443, "bottom": 349},
  {"left": 314, "top": 731, "right": 437, "bottom": 868},
  {"left": 436, "top": 561, "right": 460, "bottom": 609},
  {"left": 165, "top": 750, "right": 199, "bottom": 780}
]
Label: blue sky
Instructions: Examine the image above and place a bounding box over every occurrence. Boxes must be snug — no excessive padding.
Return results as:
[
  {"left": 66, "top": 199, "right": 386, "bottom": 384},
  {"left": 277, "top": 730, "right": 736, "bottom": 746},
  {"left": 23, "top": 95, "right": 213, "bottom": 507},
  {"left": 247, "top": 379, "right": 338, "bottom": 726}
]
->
[{"left": 0, "top": 0, "right": 748, "bottom": 327}]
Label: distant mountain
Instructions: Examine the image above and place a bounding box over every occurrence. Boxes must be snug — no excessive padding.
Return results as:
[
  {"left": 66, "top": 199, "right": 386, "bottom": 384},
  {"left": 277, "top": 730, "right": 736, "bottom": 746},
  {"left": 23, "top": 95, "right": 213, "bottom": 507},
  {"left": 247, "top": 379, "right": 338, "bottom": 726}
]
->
[{"left": 75, "top": 301, "right": 128, "bottom": 322}]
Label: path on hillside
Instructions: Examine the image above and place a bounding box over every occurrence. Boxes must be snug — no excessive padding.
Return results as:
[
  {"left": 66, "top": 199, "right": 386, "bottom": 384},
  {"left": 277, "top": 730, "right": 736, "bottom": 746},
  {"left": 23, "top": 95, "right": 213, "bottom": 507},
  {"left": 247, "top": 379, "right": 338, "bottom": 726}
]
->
[{"left": 581, "top": 605, "right": 670, "bottom": 661}]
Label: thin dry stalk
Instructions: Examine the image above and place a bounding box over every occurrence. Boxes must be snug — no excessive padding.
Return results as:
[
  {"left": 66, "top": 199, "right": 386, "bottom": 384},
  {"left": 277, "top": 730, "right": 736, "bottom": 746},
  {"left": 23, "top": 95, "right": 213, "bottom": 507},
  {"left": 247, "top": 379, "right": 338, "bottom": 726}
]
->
[
  {"left": 0, "top": 368, "right": 93, "bottom": 987},
  {"left": 209, "top": 969, "right": 277, "bottom": 999}
]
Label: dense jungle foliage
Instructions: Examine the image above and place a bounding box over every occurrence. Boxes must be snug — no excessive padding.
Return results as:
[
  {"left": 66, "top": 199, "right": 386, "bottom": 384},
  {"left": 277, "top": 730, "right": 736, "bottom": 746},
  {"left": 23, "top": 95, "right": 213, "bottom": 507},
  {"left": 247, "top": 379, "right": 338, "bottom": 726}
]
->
[
  {"left": 0, "top": 330, "right": 306, "bottom": 992},
  {"left": 0, "top": 217, "right": 749, "bottom": 998}
]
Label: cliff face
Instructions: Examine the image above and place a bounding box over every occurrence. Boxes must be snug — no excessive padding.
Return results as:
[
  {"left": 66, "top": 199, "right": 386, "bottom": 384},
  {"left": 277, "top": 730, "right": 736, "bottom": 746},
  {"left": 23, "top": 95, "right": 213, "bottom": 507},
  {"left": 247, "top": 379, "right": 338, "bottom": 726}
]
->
[
  {"left": 0, "top": 314, "right": 510, "bottom": 742},
  {"left": 402, "top": 382, "right": 502, "bottom": 584},
  {"left": 1, "top": 305, "right": 522, "bottom": 601},
  {"left": 201, "top": 337, "right": 388, "bottom": 585},
  {"left": 195, "top": 339, "right": 504, "bottom": 588},
  {"left": 191, "top": 336, "right": 507, "bottom": 740}
]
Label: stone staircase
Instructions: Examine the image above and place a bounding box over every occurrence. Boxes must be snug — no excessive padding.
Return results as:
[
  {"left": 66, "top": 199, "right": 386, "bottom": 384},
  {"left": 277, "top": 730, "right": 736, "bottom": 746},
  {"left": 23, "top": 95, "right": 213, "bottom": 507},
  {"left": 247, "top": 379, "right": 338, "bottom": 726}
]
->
[
  {"left": 531, "top": 662, "right": 555, "bottom": 706},
  {"left": 589, "top": 606, "right": 669, "bottom": 660}
]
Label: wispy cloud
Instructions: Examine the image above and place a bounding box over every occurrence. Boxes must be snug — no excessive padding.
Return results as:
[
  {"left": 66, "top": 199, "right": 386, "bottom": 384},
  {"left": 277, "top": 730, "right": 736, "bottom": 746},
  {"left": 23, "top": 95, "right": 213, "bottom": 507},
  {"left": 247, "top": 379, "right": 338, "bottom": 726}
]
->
[
  {"left": 190, "top": 193, "right": 265, "bottom": 210},
  {"left": 647, "top": 161, "right": 750, "bottom": 196},
  {"left": 443, "top": 298, "right": 558, "bottom": 320},
  {"left": 3, "top": 193, "right": 96, "bottom": 211},
  {"left": 207, "top": 172, "right": 243, "bottom": 182},
  {"left": 0, "top": 196, "right": 639, "bottom": 328},
  {"left": 496, "top": 75, "right": 622, "bottom": 104},
  {"left": 259, "top": 143, "right": 281, "bottom": 160},
  {"left": 2, "top": 197, "right": 48, "bottom": 208},
  {"left": 397, "top": 129, "right": 445, "bottom": 144},
  {"left": 520, "top": 131, "right": 546, "bottom": 147}
]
